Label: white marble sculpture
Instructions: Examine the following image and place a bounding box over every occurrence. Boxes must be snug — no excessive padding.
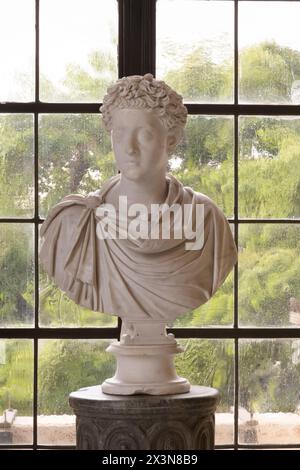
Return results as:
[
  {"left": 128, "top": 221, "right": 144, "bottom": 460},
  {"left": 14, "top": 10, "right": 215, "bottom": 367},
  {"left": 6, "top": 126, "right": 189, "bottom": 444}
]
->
[{"left": 40, "top": 74, "right": 238, "bottom": 395}]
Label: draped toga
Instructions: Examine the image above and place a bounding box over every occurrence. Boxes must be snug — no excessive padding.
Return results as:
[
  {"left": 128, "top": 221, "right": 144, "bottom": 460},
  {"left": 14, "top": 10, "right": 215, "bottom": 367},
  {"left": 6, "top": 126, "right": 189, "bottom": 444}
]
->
[{"left": 39, "top": 174, "right": 237, "bottom": 321}]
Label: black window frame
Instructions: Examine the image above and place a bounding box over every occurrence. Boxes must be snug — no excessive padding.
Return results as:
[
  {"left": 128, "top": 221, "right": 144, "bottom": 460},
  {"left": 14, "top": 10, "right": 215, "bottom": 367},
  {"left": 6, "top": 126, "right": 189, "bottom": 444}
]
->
[{"left": 0, "top": 0, "right": 300, "bottom": 450}]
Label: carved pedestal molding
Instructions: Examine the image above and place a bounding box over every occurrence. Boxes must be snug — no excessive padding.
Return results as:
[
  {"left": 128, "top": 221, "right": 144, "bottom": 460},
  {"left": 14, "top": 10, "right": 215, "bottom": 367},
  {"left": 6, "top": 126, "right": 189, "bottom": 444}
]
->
[{"left": 69, "top": 385, "right": 220, "bottom": 450}]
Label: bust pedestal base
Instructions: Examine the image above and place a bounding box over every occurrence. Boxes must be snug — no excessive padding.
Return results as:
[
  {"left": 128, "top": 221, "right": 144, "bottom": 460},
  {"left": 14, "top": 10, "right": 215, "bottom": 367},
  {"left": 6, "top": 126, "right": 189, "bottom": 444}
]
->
[
  {"left": 102, "top": 321, "right": 190, "bottom": 395},
  {"left": 102, "top": 342, "right": 190, "bottom": 395},
  {"left": 69, "top": 385, "right": 220, "bottom": 450}
]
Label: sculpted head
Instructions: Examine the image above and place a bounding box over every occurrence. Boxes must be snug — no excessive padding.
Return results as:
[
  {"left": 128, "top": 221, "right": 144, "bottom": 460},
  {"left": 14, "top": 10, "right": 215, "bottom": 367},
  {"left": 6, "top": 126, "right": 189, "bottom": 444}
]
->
[
  {"left": 100, "top": 74, "right": 187, "bottom": 180},
  {"left": 100, "top": 74, "right": 187, "bottom": 152}
]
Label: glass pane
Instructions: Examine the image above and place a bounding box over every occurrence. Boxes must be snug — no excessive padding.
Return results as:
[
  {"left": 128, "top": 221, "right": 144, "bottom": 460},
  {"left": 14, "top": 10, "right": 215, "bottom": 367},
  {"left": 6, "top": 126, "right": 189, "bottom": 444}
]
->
[
  {"left": 0, "top": 340, "right": 33, "bottom": 445},
  {"left": 0, "top": 115, "right": 34, "bottom": 217},
  {"left": 239, "top": 117, "right": 300, "bottom": 219},
  {"left": 38, "top": 339, "right": 115, "bottom": 445},
  {"left": 176, "top": 339, "right": 234, "bottom": 445},
  {"left": 239, "top": 340, "right": 300, "bottom": 445},
  {"left": 239, "top": 224, "right": 300, "bottom": 327},
  {"left": 0, "top": 1, "right": 34, "bottom": 102},
  {"left": 39, "top": 114, "right": 117, "bottom": 218},
  {"left": 170, "top": 115, "right": 234, "bottom": 217},
  {"left": 157, "top": 0, "right": 234, "bottom": 103},
  {"left": 239, "top": 2, "right": 300, "bottom": 104},
  {"left": 0, "top": 224, "right": 34, "bottom": 327},
  {"left": 40, "top": 0, "right": 118, "bottom": 102}
]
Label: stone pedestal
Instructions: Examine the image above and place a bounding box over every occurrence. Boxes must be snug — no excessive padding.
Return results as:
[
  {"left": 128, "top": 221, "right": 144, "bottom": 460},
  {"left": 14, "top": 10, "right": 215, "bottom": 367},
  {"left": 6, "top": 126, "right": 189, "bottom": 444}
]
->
[{"left": 69, "top": 385, "right": 220, "bottom": 450}]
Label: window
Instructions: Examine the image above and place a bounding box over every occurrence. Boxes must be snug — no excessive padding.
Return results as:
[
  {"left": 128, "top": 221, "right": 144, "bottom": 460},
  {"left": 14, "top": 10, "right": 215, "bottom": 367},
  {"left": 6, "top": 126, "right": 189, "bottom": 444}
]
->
[{"left": 0, "top": 0, "right": 300, "bottom": 450}]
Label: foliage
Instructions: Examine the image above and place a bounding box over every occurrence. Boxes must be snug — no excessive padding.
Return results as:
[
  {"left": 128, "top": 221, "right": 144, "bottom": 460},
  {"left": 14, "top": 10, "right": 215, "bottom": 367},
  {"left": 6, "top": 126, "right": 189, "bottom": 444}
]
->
[
  {"left": 164, "top": 45, "right": 232, "bottom": 102},
  {"left": 0, "top": 114, "right": 33, "bottom": 217},
  {"left": 38, "top": 340, "right": 115, "bottom": 414},
  {"left": 239, "top": 42, "right": 300, "bottom": 103},
  {"left": 175, "top": 340, "right": 234, "bottom": 412},
  {"left": 39, "top": 114, "right": 116, "bottom": 216},
  {"left": 0, "top": 225, "right": 34, "bottom": 326},
  {"left": 239, "top": 341, "right": 300, "bottom": 414},
  {"left": 0, "top": 340, "right": 33, "bottom": 415}
]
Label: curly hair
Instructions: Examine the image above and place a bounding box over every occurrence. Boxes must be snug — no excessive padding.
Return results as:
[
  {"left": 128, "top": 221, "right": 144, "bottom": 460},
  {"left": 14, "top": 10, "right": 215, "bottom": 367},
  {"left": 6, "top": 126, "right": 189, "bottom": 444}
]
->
[{"left": 100, "top": 74, "right": 187, "bottom": 154}]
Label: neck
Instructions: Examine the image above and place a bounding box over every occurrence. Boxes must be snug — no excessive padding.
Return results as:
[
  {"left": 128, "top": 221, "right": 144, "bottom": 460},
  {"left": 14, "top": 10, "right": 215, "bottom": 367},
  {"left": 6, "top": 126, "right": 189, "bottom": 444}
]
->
[{"left": 118, "top": 172, "right": 168, "bottom": 207}]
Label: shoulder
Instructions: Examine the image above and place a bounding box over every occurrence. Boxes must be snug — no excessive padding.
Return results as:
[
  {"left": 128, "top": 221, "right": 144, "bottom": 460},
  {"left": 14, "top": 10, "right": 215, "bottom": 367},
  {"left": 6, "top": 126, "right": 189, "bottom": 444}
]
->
[
  {"left": 184, "top": 185, "right": 227, "bottom": 221},
  {"left": 40, "top": 193, "right": 101, "bottom": 237}
]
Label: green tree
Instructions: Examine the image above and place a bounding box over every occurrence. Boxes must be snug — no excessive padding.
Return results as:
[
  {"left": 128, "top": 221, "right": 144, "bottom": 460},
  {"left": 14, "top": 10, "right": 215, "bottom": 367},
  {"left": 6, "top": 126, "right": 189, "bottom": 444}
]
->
[
  {"left": 39, "top": 114, "right": 115, "bottom": 216},
  {"left": 0, "top": 340, "right": 33, "bottom": 415},
  {"left": 239, "top": 224, "right": 300, "bottom": 326},
  {"left": 0, "top": 225, "right": 34, "bottom": 326},
  {"left": 240, "top": 41, "right": 300, "bottom": 102},
  {"left": 175, "top": 340, "right": 234, "bottom": 412},
  {"left": 63, "top": 50, "right": 117, "bottom": 102},
  {"left": 38, "top": 340, "right": 115, "bottom": 414},
  {"left": 164, "top": 45, "right": 232, "bottom": 103},
  {"left": 0, "top": 114, "right": 33, "bottom": 217},
  {"left": 240, "top": 341, "right": 300, "bottom": 414}
]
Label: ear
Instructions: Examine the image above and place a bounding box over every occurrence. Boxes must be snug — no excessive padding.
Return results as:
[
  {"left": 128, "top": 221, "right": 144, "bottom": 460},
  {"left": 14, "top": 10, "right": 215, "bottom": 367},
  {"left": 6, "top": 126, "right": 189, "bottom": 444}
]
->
[{"left": 167, "top": 129, "right": 180, "bottom": 153}]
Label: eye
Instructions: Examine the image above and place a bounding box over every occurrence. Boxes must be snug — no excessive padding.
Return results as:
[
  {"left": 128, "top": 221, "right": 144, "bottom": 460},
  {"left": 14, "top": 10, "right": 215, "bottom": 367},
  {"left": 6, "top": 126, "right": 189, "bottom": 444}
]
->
[{"left": 137, "top": 128, "right": 154, "bottom": 142}]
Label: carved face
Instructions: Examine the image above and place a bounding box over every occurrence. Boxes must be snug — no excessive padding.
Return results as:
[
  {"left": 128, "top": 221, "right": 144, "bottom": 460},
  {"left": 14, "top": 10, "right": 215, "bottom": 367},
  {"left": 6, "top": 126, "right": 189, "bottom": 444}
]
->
[{"left": 111, "top": 108, "right": 174, "bottom": 181}]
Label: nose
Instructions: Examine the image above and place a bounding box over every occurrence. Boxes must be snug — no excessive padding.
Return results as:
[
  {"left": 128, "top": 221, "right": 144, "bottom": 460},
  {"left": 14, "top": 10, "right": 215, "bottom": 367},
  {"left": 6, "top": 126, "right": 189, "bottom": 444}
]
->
[{"left": 125, "top": 134, "right": 137, "bottom": 156}]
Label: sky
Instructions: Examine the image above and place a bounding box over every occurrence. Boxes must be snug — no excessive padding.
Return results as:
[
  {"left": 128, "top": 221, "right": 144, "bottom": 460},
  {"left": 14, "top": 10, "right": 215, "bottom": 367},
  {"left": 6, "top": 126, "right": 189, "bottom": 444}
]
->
[
  {"left": 0, "top": 0, "right": 117, "bottom": 101},
  {"left": 1, "top": 0, "right": 300, "bottom": 101}
]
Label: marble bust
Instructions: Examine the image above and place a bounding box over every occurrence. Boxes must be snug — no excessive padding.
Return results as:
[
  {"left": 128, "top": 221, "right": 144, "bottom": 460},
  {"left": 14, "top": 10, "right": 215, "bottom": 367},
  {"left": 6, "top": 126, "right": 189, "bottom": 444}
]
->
[{"left": 40, "top": 74, "right": 238, "bottom": 395}]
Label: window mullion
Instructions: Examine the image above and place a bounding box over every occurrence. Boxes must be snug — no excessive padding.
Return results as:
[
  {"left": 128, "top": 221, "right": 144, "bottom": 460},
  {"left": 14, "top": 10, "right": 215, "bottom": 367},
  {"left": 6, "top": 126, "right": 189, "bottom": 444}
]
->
[{"left": 118, "top": 0, "right": 156, "bottom": 77}]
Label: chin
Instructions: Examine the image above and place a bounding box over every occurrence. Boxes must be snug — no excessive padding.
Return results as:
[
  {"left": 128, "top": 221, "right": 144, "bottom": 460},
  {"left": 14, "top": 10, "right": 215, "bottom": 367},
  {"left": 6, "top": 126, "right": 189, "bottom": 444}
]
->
[{"left": 121, "top": 167, "right": 145, "bottom": 180}]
